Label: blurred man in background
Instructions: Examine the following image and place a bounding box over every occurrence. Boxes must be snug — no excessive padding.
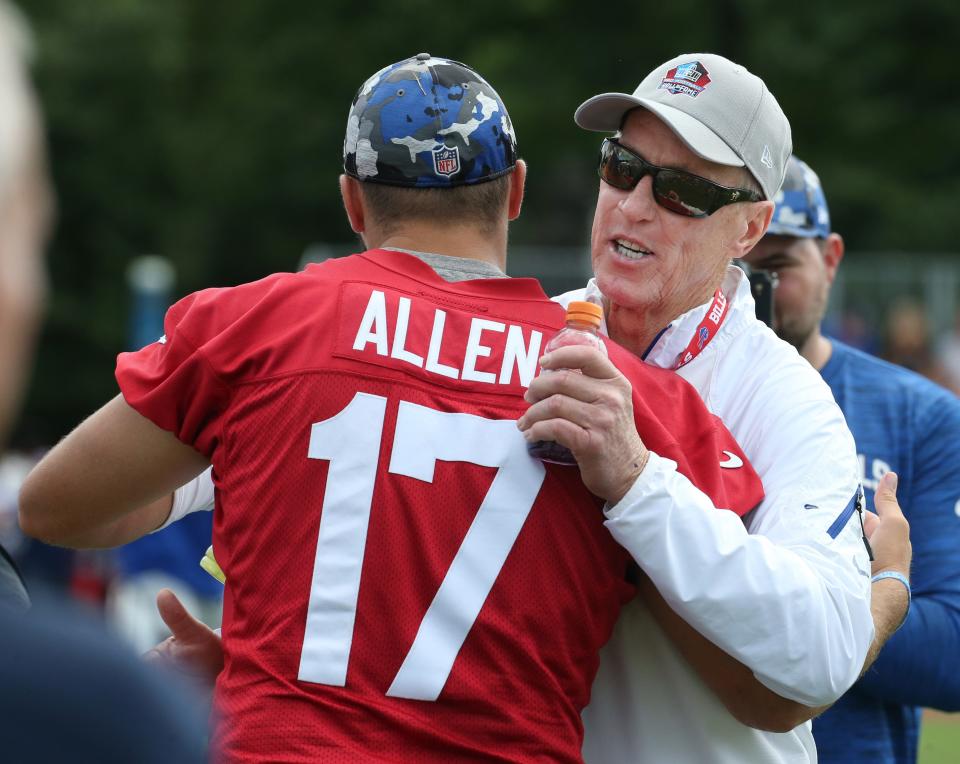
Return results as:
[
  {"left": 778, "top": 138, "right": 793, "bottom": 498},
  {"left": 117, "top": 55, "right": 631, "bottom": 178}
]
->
[
  {"left": 744, "top": 155, "right": 960, "bottom": 764},
  {"left": 934, "top": 308, "right": 960, "bottom": 395},
  {"left": 882, "top": 298, "right": 940, "bottom": 379}
]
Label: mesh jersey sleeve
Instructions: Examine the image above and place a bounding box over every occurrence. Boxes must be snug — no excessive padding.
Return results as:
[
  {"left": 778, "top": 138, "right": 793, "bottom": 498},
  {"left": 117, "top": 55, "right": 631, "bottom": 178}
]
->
[
  {"left": 609, "top": 344, "right": 764, "bottom": 518},
  {"left": 114, "top": 272, "right": 293, "bottom": 457}
]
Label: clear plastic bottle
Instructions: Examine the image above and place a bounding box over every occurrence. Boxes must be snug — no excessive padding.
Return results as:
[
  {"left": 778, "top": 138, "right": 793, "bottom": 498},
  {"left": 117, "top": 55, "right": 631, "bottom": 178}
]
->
[{"left": 527, "top": 300, "right": 607, "bottom": 465}]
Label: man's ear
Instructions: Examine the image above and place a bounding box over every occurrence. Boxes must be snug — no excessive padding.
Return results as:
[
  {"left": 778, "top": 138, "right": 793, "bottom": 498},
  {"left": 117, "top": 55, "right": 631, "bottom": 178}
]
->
[
  {"left": 507, "top": 159, "right": 526, "bottom": 221},
  {"left": 735, "top": 200, "right": 775, "bottom": 257},
  {"left": 340, "top": 174, "right": 365, "bottom": 234},
  {"left": 822, "top": 232, "right": 845, "bottom": 285}
]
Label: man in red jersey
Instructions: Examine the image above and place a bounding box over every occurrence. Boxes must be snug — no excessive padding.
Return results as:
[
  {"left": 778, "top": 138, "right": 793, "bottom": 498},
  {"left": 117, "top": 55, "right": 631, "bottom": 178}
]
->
[{"left": 20, "top": 54, "right": 763, "bottom": 762}]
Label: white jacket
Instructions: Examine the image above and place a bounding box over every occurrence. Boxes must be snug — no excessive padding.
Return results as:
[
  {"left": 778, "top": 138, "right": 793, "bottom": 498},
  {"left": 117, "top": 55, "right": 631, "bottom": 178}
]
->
[{"left": 556, "top": 266, "right": 872, "bottom": 764}]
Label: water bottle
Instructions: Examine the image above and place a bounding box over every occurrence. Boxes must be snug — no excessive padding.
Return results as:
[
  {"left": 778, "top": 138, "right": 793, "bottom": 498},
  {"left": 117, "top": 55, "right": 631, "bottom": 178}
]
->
[{"left": 527, "top": 300, "right": 607, "bottom": 465}]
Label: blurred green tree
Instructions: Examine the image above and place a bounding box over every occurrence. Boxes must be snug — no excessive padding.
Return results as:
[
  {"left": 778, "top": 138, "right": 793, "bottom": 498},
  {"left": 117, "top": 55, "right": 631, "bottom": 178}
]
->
[{"left": 14, "top": 0, "right": 959, "bottom": 443}]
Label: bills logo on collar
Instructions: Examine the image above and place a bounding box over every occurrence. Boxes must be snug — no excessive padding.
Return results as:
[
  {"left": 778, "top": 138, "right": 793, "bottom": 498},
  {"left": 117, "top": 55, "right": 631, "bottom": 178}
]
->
[
  {"left": 696, "top": 326, "right": 710, "bottom": 349},
  {"left": 673, "top": 289, "right": 729, "bottom": 370}
]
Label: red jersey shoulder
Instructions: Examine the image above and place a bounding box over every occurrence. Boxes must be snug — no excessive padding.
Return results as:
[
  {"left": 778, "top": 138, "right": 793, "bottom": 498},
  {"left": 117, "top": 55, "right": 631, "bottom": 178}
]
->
[
  {"left": 295, "top": 251, "right": 566, "bottom": 396},
  {"left": 605, "top": 341, "right": 764, "bottom": 516},
  {"left": 161, "top": 254, "right": 378, "bottom": 349},
  {"left": 164, "top": 271, "right": 297, "bottom": 347},
  {"left": 130, "top": 251, "right": 567, "bottom": 407}
]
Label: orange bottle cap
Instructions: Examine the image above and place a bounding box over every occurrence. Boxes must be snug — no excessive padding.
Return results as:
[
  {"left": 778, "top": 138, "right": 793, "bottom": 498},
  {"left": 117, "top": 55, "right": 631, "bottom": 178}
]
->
[{"left": 566, "top": 300, "right": 603, "bottom": 326}]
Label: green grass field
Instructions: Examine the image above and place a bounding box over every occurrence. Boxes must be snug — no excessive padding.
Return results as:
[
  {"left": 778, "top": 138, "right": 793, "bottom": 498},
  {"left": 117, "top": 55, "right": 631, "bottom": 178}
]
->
[{"left": 919, "top": 712, "right": 960, "bottom": 764}]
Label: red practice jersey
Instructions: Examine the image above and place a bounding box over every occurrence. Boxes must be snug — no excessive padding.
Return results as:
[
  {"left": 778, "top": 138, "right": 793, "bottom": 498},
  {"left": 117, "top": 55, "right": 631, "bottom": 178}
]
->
[{"left": 116, "top": 249, "right": 763, "bottom": 763}]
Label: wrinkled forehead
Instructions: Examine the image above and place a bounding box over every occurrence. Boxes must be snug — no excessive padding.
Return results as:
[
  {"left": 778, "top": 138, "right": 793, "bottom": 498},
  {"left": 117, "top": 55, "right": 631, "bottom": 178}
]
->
[{"left": 617, "top": 107, "right": 746, "bottom": 186}]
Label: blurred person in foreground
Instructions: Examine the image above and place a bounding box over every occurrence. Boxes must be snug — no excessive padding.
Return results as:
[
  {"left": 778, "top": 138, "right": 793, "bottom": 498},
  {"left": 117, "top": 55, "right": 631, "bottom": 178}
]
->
[
  {"left": 0, "top": 3, "right": 46, "bottom": 453},
  {"left": 0, "top": 0, "right": 51, "bottom": 608},
  {"left": 20, "top": 53, "right": 776, "bottom": 762},
  {"left": 147, "top": 53, "right": 909, "bottom": 764},
  {"left": 744, "top": 155, "right": 960, "bottom": 764},
  {"left": 0, "top": 4, "right": 208, "bottom": 762}
]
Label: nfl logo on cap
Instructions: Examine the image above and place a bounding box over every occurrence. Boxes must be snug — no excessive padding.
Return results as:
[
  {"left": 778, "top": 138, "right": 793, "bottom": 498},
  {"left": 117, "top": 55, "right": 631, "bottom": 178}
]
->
[{"left": 433, "top": 146, "right": 460, "bottom": 177}]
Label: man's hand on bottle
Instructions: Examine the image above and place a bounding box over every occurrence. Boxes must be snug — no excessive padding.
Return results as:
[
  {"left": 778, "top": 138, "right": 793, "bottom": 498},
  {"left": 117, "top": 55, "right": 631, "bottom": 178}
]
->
[{"left": 518, "top": 345, "right": 648, "bottom": 505}]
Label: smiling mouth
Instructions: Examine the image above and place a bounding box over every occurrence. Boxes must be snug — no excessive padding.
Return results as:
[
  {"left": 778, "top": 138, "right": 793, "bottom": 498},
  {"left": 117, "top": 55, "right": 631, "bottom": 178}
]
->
[{"left": 613, "top": 239, "right": 652, "bottom": 261}]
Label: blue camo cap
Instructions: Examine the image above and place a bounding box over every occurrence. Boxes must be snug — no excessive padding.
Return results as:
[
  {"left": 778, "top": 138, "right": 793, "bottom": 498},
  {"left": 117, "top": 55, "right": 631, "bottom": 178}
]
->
[
  {"left": 343, "top": 53, "right": 518, "bottom": 188},
  {"left": 767, "top": 155, "right": 831, "bottom": 238}
]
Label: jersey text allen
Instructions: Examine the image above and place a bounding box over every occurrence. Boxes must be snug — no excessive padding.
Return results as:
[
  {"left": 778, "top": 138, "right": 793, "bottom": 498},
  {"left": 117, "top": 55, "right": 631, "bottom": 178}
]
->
[{"left": 348, "top": 287, "right": 545, "bottom": 388}]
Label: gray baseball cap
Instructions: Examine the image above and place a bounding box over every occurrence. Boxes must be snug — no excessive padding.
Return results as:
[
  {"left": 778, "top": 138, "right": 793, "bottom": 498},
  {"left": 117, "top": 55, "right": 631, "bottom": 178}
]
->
[{"left": 575, "top": 53, "right": 792, "bottom": 200}]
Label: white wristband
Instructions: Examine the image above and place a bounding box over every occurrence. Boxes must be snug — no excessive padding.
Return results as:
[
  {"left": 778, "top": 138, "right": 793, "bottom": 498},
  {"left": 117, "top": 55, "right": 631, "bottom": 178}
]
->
[{"left": 151, "top": 466, "right": 215, "bottom": 533}]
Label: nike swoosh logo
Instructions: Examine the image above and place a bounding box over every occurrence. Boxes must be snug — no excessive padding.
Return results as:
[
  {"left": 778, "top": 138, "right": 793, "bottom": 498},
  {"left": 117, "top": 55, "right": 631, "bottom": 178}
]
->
[{"left": 719, "top": 450, "right": 743, "bottom": 469}]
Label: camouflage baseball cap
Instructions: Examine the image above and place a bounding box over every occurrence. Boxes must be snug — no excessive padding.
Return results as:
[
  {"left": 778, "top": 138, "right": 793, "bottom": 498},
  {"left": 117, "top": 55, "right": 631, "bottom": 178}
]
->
[
  {"left": 767, "top": 155, "right": 831, "bottom": 238},
  {"left": 343, "top": 53, "right": 517, "bottom": 188}
]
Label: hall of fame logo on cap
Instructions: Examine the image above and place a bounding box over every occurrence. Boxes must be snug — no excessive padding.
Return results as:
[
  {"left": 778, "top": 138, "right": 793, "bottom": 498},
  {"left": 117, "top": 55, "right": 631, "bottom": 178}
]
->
[
  {"left": 433, "top": 145, "right": 460, "bottom": 177},
  {"left": 659, "top": 61, "right": 711, "bottom": 97}
]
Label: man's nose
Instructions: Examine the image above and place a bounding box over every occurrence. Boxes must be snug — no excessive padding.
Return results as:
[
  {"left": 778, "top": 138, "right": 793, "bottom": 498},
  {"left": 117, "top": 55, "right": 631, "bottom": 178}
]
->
[{"left": 617, "top": 175, "right": 657, "bottom": 222}]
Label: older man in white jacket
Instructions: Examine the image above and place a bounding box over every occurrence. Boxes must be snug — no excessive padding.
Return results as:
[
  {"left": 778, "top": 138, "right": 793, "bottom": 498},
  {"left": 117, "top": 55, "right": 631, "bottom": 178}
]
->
[{"left": 523, "top": 53, "right": 908, "bottom": 763}]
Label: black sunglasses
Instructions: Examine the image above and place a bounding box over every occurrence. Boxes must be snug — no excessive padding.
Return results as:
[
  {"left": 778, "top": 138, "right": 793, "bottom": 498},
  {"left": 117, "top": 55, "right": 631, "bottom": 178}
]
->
[{"left": 598, "top": 138, "right": 763, "bottom": 218}]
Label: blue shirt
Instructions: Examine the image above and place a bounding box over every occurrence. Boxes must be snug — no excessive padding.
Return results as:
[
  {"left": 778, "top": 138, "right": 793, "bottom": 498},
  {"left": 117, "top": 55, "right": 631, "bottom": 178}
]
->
[{"left": 813, "top": 340, "right": 960, "bottom": 764}]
